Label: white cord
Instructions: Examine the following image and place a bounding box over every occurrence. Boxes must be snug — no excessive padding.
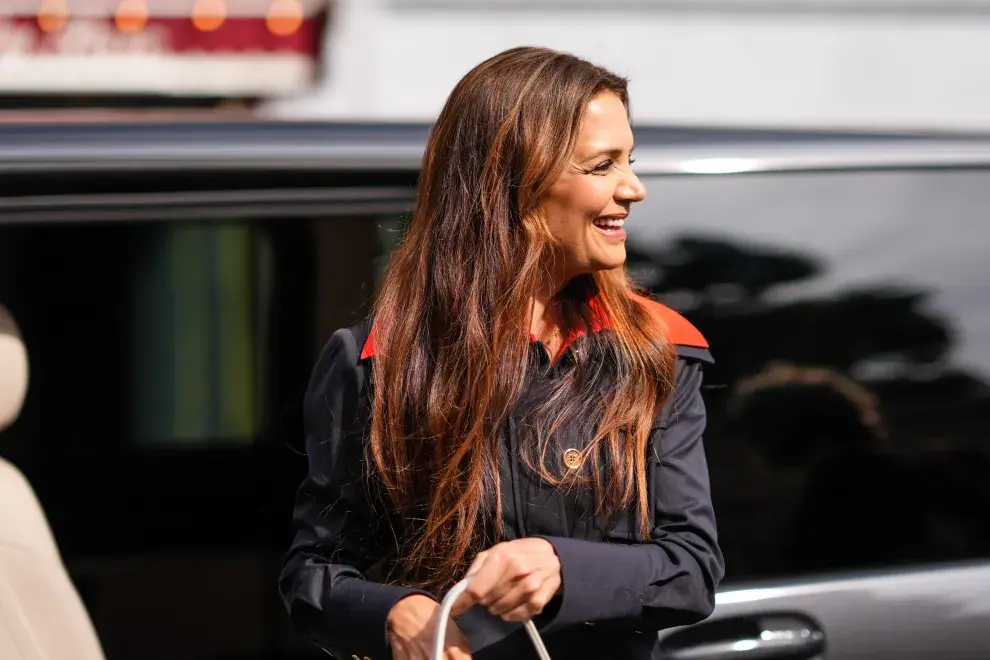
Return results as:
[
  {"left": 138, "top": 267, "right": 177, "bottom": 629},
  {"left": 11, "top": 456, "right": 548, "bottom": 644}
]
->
[{"left": 433, "top": 577, "right": 552, "bottom": 660}]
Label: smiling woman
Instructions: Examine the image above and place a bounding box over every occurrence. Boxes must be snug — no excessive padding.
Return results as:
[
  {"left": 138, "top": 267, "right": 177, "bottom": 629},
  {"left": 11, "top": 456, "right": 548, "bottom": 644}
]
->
[
  {"left": 279, "top": 46, "right": 724, "bottom": 660},
  {"left": 541, "top": 92, "right": 645, "bottom": 275}
]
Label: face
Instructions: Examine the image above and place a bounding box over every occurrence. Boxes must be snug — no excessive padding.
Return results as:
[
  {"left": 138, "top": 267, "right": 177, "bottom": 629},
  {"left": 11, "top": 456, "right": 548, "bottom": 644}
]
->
[{"left": 540, "top": 91, "right": 646, "bottom": 278}]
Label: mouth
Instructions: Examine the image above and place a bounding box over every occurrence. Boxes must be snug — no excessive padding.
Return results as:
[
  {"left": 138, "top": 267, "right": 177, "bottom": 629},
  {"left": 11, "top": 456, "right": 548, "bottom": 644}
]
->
[{"left": 592, "top": 215, "right": 627, "bottom": 238}]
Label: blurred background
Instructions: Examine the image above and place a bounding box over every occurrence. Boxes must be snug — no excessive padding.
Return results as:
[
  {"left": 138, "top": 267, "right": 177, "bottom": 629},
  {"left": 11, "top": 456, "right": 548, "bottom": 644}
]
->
[{"left": 1, "top": 2, "right": 989, "bottom": 659}]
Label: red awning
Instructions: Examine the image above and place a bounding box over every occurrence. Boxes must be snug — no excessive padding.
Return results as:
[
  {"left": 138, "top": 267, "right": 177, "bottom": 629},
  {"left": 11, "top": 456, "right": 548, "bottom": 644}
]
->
[{"left": 0, "top": 1, "right": 329, "bottom": 96}]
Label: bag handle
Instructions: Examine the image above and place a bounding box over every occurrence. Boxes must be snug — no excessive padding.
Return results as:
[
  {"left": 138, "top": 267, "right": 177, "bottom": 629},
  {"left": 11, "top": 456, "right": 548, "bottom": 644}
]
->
[{"left": 433, "top": 577, "right": 552, "bottom": 660}]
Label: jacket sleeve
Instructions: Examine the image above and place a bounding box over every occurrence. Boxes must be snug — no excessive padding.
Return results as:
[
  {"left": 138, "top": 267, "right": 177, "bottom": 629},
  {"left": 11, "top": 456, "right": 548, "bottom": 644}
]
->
[
  {"left": 538, "top": 356, "right": 725, "bottom": 632},
  {"left": 278, "top": 327, "right": 430, "bottom": 660}
]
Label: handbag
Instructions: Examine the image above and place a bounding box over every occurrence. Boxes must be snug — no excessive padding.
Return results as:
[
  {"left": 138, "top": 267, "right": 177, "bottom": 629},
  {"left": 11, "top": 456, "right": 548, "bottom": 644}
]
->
[{"left": 433, "top": 578, "right": 552, "bottom": 660}]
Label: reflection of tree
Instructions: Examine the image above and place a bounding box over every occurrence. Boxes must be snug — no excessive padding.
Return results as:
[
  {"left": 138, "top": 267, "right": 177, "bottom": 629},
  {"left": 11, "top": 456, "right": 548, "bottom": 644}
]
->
[
  {"left": 627, "top": 236, "right": 953, "bottom": 383},
  {"left": 628, "top": 233, "right": 990, "bottom": 578},
  {"left": 711, "top": 290, "right": 954, "bottom": 383},
  {"left": 726, "top": 362, "right": 928, "bottom": 573},
  {"left": 629, "top": 235, "right": 817, "bottom": 301}
]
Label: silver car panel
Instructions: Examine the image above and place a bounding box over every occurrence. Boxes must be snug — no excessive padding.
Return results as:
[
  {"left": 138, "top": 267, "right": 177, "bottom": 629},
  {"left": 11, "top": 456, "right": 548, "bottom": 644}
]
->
[{"left": 658, "top": 563, "right": 990, "bottom": 659}]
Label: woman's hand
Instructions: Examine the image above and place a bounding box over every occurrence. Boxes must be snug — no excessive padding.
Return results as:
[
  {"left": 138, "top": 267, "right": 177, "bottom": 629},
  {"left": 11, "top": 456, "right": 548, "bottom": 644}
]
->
[
  {"left": 387, "top": 594, "right": 472, "bottom": 660},
  {"left": 452, "top": 538, "right": 562, "bottom": 622}
]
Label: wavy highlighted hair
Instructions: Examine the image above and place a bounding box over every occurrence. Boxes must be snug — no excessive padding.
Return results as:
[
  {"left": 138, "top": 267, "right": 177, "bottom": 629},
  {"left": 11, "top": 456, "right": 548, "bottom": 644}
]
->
[{"left": 368, "top": 46, "right": 677, "bottom": 593}]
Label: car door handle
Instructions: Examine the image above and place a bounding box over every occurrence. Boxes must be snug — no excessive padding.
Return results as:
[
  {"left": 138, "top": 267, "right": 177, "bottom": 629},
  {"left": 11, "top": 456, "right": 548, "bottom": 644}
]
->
[{"left": 657, "top": 612, "right": 825, "bottom": 660}]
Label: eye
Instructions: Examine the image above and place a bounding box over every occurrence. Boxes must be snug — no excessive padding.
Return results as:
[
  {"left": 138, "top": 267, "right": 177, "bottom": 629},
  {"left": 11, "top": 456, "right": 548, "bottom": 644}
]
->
[
  {"left": 591, "top": 160, "right": 614, "bottom": 174},
  {"left": 629, "top": 157, "right": 637, "bottom": 166}
]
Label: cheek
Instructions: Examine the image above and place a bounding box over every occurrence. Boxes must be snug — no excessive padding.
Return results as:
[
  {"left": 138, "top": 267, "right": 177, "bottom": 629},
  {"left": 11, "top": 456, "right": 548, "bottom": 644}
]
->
[
  {"left": 547, "top": 179, "right": 613, "bottom": 237},
  {"left": 572, "top": 178, "right": 614, "bottom": 217}
]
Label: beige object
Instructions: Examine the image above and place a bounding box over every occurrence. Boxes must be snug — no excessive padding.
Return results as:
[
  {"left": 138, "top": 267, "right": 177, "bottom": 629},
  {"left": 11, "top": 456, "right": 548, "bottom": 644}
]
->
[{"left": 0, "top": 304, "right": 105, "bottom": 660}]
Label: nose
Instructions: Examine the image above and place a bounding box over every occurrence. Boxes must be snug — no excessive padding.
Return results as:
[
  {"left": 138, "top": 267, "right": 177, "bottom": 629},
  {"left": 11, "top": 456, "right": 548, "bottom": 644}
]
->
[{"left": 615, "top": 168, "right": 646, "bottom": 204}]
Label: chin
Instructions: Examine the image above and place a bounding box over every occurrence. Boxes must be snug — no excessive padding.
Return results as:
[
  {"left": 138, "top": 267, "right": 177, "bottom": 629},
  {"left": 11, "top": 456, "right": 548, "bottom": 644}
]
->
[{"left": 589, "top": 249, "right": 626, "bottom": 272}]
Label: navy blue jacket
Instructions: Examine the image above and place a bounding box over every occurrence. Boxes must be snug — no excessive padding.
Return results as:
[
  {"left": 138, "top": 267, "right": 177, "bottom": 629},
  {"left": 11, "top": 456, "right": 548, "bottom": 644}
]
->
[{"left": 279, "top": 300, "right": 724, "bottom": 660}]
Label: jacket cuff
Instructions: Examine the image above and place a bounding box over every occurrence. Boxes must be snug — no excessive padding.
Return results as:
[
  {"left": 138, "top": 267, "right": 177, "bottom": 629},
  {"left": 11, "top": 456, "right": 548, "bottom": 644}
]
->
[
  {"left": 321, "top": 577, "right": 433, "bottom": 660},
  {"left": 535, "top": 536, "right": 649, "bottom": 631}
]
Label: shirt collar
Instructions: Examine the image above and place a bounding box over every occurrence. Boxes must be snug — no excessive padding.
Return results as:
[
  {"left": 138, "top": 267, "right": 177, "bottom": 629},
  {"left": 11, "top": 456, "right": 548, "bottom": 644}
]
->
[{"left": 360, "top": 292, "right": 707, "bottom": 360}]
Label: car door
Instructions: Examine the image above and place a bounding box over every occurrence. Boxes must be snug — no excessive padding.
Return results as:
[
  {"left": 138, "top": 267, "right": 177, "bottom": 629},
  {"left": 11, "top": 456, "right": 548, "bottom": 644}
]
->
[
  {"left": 623, "top": 145, "right": 990, "bottom": 659},
  {"left": 0, "top": 121, "right": 423, "bottom": 659}
]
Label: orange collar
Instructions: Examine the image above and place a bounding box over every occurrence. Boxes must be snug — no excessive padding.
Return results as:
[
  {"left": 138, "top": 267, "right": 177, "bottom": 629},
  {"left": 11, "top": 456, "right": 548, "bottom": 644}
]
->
[{"left": 360, "top": 291, "right": 707, "bottom": 360}]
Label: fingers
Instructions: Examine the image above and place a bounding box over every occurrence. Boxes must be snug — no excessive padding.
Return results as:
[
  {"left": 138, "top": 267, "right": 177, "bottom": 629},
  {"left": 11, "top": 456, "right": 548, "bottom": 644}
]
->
[
  {"left": 451, "top": 552, "right": 489, "bottom": 616},
  {"left": 443, "top": 638, "right": 472, "bottom": 660},
  {"left": 500, "top": 576, "right": 560, "bottom": 622},
  {"left": 388, "top": 640, "right": 415, "bottom": 660},
  {"left": 456, "top": 538, "right": 563, "bottom": 622},
  {"left": 461, "top": 552, "right": 504, "bottom": 609},
  {"left": 465, "top": 551, "right": 489, "bottom": 578},
  {"left": 388, "top": 596, "right": 473, "bottom": 660},
  {"left": 475, "top": 552, "right": 529, "bottom": 607},
  {"left": 450, "top": 593, "right": 472, "bottom": 617},
  {"left": 396, "top": 640, "right": 468, "bottom": 660},
  {"left": 445, "top": 624, "right": 473, "bottom": 660},
  {"left": 485, "top": 570, "right": 544, "bottom": 617},
  {"left": 471, "top": 566, "right": 514, "bottom": 608},
  {"left": 391, "top": 623, "right": 471, "bottom": 660}
]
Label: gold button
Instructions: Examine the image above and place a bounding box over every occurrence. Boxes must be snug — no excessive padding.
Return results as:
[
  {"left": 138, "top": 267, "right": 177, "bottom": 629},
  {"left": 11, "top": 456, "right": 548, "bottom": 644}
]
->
[{"left": 563, "top": 448, "right": 582, "bottom": 470}]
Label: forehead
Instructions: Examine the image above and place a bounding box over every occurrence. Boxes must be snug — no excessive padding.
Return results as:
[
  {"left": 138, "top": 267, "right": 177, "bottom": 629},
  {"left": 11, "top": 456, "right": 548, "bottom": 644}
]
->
[{"left": 574, "top": 92, "right": 633, "bottom": 153}]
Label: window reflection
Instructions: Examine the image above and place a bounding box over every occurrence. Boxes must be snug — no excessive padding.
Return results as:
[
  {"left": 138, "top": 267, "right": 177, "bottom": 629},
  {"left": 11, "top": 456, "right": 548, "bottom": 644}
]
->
[
  {"left": 627, "top": 169, "right": 990, "bottom": 580},
  {"left": 129, "top": 224, "right": 267, "bottom": 445}
]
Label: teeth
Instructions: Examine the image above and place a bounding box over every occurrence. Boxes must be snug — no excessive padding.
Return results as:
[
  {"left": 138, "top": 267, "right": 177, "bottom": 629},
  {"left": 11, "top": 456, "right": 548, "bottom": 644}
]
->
[{"left": 594, "top": 218, "right": 625, "bottom": 228}]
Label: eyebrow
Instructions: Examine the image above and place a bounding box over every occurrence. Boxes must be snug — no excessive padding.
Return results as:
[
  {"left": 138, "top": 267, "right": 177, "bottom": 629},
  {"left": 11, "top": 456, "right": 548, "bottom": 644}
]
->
[{"left": 582, "top": 146, "right": 635, "bottom": 161}]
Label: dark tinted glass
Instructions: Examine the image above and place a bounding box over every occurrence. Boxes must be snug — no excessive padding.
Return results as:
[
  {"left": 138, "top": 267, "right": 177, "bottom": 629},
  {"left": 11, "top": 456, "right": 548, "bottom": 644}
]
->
[
  {"left": 0, "top": 210, "right": 400, "bottom": 659},
  {"left": 0, "top": 217, "right": 397, "bottom": 447},
  {"left": 628, "top": 168, "right": 990, "bottom": 581}
]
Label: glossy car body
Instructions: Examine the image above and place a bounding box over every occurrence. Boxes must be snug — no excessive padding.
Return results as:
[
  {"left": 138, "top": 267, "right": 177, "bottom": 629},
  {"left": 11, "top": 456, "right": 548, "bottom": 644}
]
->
[{"left": 0, "top": 117, "right": 987, "bottom": 659}]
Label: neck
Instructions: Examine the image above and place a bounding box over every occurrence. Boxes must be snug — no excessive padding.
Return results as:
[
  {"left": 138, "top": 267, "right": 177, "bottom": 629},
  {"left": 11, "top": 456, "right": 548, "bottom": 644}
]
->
[{"left": 529, "top": 267, "right": 572, "bottom": 339}]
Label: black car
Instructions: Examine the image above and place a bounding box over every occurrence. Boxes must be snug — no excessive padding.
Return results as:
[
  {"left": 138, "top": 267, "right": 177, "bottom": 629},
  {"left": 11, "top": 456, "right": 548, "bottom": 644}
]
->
[{"left": 0, "top": 116, "right": 987, "bottom": 659}]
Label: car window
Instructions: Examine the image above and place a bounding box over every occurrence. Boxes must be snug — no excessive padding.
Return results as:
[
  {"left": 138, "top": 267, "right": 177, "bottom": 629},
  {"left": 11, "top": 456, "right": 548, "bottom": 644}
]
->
[
  {"left": 0, "top": 209, "right": 404, "bottom": 551},
  {"left": 628, "top": 168, "right": 990, "bottom": 581},
  {"left": 0, "top": 148, "right": 428, "bottom": 660}
]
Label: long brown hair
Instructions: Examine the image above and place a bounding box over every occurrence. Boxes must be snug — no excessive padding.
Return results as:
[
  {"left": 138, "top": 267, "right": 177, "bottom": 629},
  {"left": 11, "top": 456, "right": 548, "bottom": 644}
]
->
[{"left": 368, "top": 46, "right": 677, "bottom": 593}]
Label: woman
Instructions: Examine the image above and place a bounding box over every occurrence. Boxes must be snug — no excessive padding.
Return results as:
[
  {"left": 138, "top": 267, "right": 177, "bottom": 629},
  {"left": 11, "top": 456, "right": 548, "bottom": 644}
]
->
[{"left": 279, "top": 46, "right": 724, "bottom": 660}]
